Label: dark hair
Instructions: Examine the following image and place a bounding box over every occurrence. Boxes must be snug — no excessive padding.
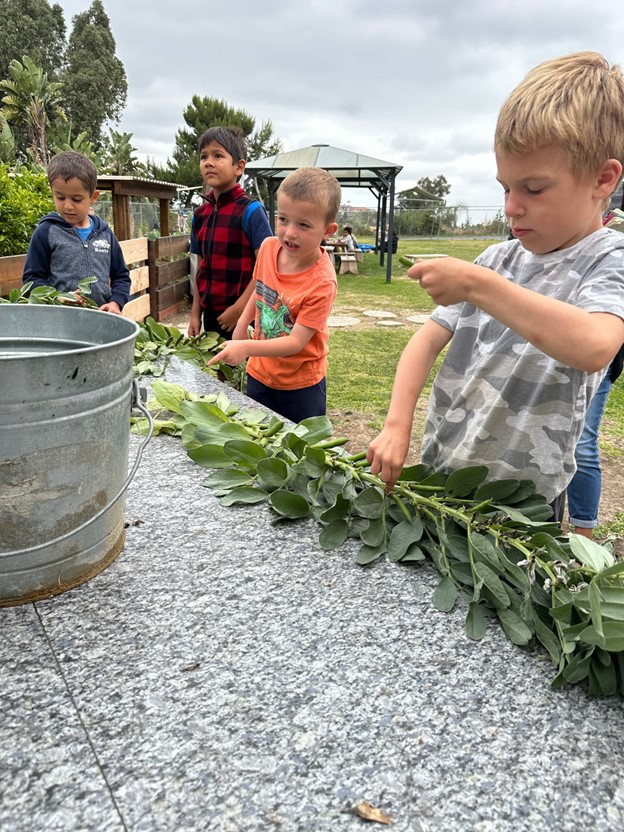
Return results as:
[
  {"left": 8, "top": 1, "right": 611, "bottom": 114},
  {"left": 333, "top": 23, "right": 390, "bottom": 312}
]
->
[
  {"left": 47, "top": 151, "right": 98, "bottom": 194},
  {"left": 197, "top": 126, "right": 248, "bottom": 162},
  {"left": 343, "top": 226, "right": 352, "bottom": 234}
]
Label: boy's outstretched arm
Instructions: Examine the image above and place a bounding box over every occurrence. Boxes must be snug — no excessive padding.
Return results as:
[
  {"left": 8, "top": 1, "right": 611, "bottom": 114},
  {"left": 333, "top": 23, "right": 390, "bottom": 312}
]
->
[
  {"left": 367, "top": 319, "right": 452, "bottom": 490},
  {"left": 188, "top": 282, "right": 203, "bottom": 337},
  {"left": 207, "top": 322, "right": 315, "bottom": 368},
  {"left": 410, "top": 257, "right": 624, "bottom": 372}
]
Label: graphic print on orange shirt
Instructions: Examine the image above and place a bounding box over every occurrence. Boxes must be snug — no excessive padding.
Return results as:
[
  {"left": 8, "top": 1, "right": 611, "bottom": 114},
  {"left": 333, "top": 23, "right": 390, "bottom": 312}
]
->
[{"left": 256, "top": 280, "right": 293, "bottom": 339}]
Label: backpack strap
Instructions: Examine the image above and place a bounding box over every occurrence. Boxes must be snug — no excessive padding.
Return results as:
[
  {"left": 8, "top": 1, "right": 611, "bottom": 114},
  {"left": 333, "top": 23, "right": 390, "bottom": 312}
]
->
[{"left": 242, "top": 200, "right": 264, "bottom": 238}]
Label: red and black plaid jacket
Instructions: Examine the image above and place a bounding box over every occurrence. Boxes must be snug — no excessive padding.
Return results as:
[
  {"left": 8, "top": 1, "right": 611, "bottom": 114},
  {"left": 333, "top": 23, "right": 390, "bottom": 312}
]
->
[{"left": 193, "top": 184, "right": 256, "bottom": 314}]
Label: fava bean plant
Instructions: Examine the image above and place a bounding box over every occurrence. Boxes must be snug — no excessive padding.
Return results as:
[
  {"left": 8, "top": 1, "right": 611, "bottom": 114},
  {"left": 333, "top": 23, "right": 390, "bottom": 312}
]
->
[{"left": 131, "top": 380, "right": 624, "bottom": 698}]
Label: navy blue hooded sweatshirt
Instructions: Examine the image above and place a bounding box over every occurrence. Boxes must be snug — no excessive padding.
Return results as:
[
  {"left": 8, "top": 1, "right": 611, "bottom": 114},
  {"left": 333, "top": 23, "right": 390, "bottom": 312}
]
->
[{"left": 22, "top": 212, "right": 131, "bottom": 308}]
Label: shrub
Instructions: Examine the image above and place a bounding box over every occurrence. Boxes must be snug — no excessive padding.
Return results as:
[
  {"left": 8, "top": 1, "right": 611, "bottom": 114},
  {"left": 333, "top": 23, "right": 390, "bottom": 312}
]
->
[{"left": 0, "top": 164, "right": 53, "bottom": 257}]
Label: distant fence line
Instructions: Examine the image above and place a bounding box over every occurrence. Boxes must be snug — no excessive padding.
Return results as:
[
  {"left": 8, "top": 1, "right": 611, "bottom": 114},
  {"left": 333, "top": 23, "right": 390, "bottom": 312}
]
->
[{"left": 338, "top": 205, "right": 508, "bottom": 240}]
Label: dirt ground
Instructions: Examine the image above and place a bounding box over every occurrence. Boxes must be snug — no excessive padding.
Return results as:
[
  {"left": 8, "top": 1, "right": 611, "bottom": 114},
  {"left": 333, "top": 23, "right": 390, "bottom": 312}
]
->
[{"left": 163, "top": 303, "right": 623, "bottom": 529}]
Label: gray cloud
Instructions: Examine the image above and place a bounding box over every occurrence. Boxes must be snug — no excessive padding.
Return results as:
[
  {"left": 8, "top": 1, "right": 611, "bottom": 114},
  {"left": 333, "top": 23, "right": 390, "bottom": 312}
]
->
[{"left": 56, "top": 0, "right": 624, "bottom": 207}]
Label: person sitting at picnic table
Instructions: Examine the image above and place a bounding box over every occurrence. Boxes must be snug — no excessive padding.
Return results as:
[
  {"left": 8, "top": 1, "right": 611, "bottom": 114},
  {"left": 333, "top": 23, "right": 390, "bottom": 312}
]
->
[{"left": 341, "top": 226, "right": 359, "bottom": 251}]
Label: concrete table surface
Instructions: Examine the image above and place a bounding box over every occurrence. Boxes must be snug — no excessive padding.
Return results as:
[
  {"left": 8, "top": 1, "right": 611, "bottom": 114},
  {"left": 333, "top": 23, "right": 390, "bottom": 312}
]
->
[{"left": 2, "top": 359, "right": 624, "bottom": 832}]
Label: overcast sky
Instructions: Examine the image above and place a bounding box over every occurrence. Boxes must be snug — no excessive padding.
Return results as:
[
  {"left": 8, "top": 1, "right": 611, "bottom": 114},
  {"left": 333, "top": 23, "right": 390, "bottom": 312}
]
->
[{"left": 54, "top": 0, "right": 624, "bottom": 209}]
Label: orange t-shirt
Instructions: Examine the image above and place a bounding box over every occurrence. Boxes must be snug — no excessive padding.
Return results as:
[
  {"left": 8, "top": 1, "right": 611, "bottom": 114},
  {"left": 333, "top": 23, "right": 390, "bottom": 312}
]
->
[{"left": 246, "top": 237, "right": 337, "bottom": 390}]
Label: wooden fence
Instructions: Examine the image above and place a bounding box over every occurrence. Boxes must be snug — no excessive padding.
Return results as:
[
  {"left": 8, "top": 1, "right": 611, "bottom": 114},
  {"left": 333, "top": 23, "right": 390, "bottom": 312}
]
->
[{"left": 0, "top": 235, "right": 191, "bottom": 322}]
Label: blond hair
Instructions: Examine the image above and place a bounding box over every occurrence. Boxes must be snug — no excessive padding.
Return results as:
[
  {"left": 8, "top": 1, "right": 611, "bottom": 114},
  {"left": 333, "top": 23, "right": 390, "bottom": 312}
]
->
[
  {"left": 495, "top": 52, "right": 624, "bottom": 182},
  {"left": 278, "top": 167, "right": 341, "bottom": 223}
]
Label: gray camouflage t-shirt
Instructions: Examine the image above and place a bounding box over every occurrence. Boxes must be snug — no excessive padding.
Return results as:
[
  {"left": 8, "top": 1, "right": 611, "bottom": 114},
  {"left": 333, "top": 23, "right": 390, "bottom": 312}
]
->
[{"left": 421, "top": 228, "right": 624, "bottom": 501}]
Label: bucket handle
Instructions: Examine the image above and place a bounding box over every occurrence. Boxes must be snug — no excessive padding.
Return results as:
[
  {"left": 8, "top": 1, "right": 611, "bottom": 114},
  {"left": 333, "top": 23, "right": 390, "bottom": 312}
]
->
[{"left": 2, "top": 379, "right": 154, "bottom": 558}]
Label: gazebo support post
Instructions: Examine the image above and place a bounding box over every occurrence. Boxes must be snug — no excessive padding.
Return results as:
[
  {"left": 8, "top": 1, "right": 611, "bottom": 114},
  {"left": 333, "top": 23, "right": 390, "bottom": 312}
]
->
[{"left": 386, "top": 172, "right": 397, "bottom": 283}]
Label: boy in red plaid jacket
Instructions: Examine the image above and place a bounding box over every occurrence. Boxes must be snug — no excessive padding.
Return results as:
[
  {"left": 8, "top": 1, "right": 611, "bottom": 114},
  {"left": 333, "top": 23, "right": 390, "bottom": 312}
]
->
[{"left": 188, "top": 127, "right": 272, "bottom": 340}]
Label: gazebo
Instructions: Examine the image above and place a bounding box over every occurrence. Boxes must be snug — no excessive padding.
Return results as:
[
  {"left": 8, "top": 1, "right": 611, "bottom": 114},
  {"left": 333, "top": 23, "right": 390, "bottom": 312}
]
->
[{"left": 245, "top": 144, "right": 403, "bottom": 282}]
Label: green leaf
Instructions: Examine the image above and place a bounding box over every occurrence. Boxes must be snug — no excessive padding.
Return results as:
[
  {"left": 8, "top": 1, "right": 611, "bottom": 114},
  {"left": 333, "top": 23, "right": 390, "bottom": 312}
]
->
[
  {"left": 588, "top": 655, "right": 618, "bottom": 697},
  {"left": 319, "top": 519, "right": 350, "bottom": 550},
  {"left": 497, "top": 607, "right": 533, "bottom": 645},
  {"left": 569, "top": 534, "right": 615, "bottom": 573},
  {"left": 321, "top": 475, "right": 344, "bottom": 505},
  {"left": 502, "top": 480, "right": 539, "bottom": 504},
  {"left": 180, "top": 400, "right": 229, "bottom": 427},
  {"left": 474, "top": 562, "right": 510, "bottom": 609},
  {"left": 280, "top": 432, "right": 307, "bottom": 458},
  {"left": 497, "top": 550, "right": 530, "bottom": 592},
  {"left": 432, "top": 576, "right": 458, "bottom": 612},
  {"left": 223, "top": 439, "right": 267, "bottom": 470},
  {"left": 600, "top": 602, "right": 624, "bottom": 622},
  {"left": 387, "top": 518, "right": 424, "bottom": 562},
  {"left": 579, "top": 623, "right": 624, "bottom": 652},
  {"left": 444, "top": 465, "right": 488, "bottom": 497},
  {"left": 297, "top": 445, "right": 327, "bottom": 476},
  {"left": 355, "top": 543, "right": 386, "bottom": 565},
  {"left": 295, "top": 415, "right": 334, "bottom": 445},
  {"left": 531, "top": 608, "right": 562, "bottom": 666},
  {"left": 422, "top": 540, "right": 447, "bottom": 576},
  {"left": 465, "top": 602, "right": 487, "bottom": 641},
  {"left": 401, "top": 543, "right": 425, "bottom": 562},
  {"left": 593, "top": 560, "right": 624, "bottom": 581},
  {"left": 319, "top": 495, "right": 351, "bottom": 524},
  {"left": 188, "top": 444, "right": 232, "bottom": 469},
  {"left": 256, "top": 457, "right": 291, "bottom": 491},
  {"left": 450, "top": 561, "right": 474, "bottom": 585},
  {"left": 359, "top": 518, "right": 386, "bottom": 547},
  {"left": 219, "top": 486, "right": 269, "bottom": 506},
  {"left": 151, "top": 380, "right": 188, "bottom": 413},
  {"left": 239, "top": 408, "right": 267, "bottom": 425},
  {"left": 562, "top": 650, "right": 593, "bottom": 684},
  {"left": 443, "top": 523, "right": 471, "bottom": 562},
  {"left": 474, "top": 479, "right": 521, "bottom": 501},
  {"left": 202, "top": 469, "right": 252, "bottom": 494},
  {"left": 493, "top": 504, "right": 554, "bottom": 525},
  {"left": 353, "top": 487, "right": 385, "bottom": 519},
  {"left": 397, "top": 463, "right": 433, "bottom": 483},
  {"left": 589, "top": 580, "right": 604, "bottom": 639},
  {"left": 269, "top": 490, "right": 310, "bottom": 519},
  {"left": 470, "top": 532, "right": 504, "bottom": 575}
]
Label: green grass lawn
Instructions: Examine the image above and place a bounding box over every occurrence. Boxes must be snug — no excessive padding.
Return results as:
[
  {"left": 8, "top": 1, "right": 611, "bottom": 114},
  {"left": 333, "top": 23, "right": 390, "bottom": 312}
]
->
[{"left": 327, "top": 237, "right": 494, "bottom": 418}]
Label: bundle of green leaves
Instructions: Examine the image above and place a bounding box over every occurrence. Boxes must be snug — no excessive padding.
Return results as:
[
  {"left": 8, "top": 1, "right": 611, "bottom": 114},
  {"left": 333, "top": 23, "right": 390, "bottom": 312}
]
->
[{"left": 133, "top": 380, "right": 624, "bottom": 698}]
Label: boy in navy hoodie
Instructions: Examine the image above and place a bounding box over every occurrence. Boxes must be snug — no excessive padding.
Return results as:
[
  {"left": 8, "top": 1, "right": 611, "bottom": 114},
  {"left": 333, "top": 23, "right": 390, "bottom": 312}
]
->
[{"left": 22, "top": 151, "right": 130, "bottom": 313}]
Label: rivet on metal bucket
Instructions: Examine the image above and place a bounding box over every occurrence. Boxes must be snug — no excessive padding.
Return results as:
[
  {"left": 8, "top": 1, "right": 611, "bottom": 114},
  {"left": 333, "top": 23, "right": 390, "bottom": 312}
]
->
[{"left": 0, "top": 305, "right": 152, "bottom": 606}]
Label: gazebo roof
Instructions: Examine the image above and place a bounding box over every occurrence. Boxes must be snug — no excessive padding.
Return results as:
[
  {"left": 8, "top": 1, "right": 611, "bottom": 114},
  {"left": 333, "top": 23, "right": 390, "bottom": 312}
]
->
[
  {"left": 245, "top": 143, "right": 403, "bottom": 282},
  {"left": 245, "top": 143, "right": 402, "bottom": 189}
]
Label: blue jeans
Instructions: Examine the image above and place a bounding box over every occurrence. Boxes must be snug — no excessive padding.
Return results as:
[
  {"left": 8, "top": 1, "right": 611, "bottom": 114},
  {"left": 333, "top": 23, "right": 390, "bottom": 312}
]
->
[{"left": 567, "top": 373, "right": 612, "bottom": 529}]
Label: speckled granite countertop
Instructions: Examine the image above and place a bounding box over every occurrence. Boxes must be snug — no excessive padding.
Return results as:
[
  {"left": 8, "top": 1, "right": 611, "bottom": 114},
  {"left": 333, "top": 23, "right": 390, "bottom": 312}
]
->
[{"left": 2, "top": 359, "right": 623, "bottom": 832}]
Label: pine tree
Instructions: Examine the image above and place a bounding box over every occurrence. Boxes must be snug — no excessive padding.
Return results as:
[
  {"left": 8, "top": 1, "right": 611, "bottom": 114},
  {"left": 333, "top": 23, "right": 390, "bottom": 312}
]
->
[
  {"left": 0, "top": 0, "right": 66, "bottom": 82},
  {"left": 161, "top": 95, "right": 281, "bottom": 190},
  {"left": 61, "top": 0, "right": 127, "bottom": 145}
]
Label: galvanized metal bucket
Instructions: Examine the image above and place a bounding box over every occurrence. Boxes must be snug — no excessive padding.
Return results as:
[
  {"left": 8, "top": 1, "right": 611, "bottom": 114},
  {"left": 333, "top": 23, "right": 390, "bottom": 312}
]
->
[{"left": 0, "top": 305, "right": 152, "bottom": 606}]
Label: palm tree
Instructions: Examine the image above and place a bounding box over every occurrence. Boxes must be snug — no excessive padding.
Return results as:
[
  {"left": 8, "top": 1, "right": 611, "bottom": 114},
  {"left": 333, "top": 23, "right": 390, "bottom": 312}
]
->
[
  {"left": 100, "top": 129, "right": 145, "bottom": 176},
  {"left": 48, "top": 122, "right": 102, "bottom": 166},
  {"left": 0, "top": 114, "right": 15, "bottom": 164},
  {"left": 0, "top": 55, "right": 65, "bottom": 166}
]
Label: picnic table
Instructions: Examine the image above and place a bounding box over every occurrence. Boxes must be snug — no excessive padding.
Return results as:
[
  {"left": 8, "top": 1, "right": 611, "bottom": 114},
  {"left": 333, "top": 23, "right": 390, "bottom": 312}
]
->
[
  {"left": 402, "top": 253, "right": 449, "bottom": 263},
  {"left": 2, "top": 358, "right": 624, "bottom": 831}
]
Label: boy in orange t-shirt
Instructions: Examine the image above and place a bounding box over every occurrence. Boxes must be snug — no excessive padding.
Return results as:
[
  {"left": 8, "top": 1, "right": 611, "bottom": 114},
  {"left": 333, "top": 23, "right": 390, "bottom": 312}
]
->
[{"left": 208, "top": 167, "right": 341, "bottom": 421}]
